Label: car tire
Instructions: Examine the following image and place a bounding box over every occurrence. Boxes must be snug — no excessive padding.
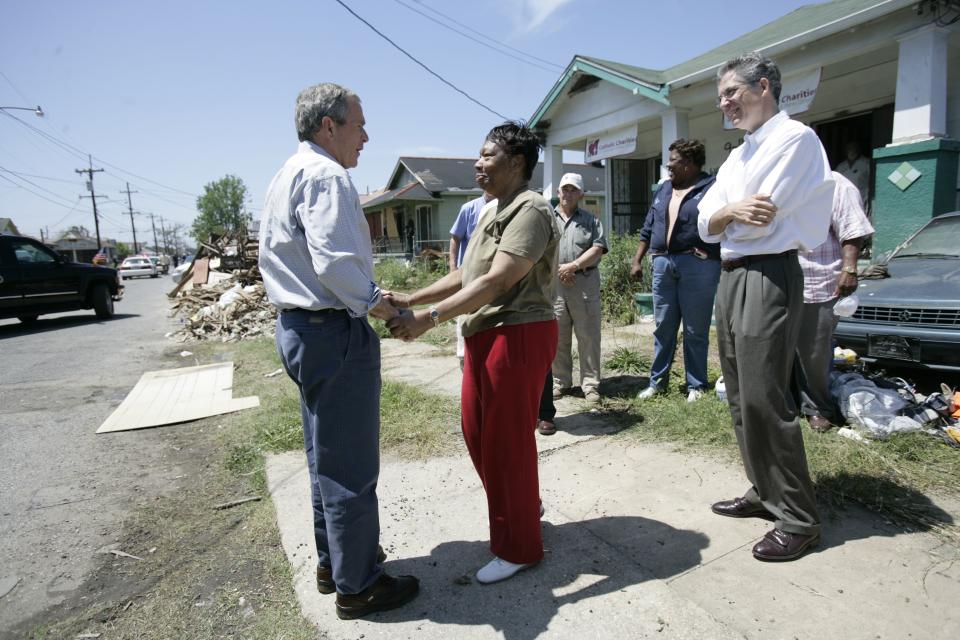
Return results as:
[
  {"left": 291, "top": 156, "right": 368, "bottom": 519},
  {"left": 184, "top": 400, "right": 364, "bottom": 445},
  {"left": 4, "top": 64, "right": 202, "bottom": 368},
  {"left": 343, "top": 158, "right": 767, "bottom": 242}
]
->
[
  {"left": 92, "top": 283, "right": 115, "bottom": 319},
  {"left": 18, "top": 315, "right": 39, "bottom": 324},
  {"left": 151, "top": 273, "right": 158, "bottom": 278}
]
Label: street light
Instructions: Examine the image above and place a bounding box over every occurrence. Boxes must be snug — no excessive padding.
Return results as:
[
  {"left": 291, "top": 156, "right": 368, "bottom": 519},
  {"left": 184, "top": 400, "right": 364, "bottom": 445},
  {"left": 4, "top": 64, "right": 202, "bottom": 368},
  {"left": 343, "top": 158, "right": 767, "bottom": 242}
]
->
[{"left": 0, "top": 105, "right": 43, "bottom": 117}]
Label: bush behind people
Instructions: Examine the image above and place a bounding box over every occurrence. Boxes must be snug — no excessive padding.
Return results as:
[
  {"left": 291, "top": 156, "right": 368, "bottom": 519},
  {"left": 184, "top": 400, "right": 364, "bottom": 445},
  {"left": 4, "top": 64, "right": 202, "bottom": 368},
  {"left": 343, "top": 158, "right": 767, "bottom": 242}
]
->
[{"left": 600, "top": 231, "right": 651, "bottom": 325}]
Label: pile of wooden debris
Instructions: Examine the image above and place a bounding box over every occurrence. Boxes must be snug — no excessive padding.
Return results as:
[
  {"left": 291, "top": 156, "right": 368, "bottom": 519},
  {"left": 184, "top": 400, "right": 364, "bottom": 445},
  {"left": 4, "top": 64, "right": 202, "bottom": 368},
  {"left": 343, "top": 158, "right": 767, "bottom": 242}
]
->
[{"left": 168, "top": 231, "right": 277, "bottom": 342}]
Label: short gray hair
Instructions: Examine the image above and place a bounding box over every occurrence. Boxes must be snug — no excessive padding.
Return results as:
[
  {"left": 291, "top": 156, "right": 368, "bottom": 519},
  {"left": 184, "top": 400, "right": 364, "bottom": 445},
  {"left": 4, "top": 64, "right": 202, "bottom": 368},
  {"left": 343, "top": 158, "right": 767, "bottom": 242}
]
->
[
  {"left": 295, "top": 83, "right": 359, "bottom": 142},
  {"left": 717, "top": 52, "right": 782, "bottom": 103}
]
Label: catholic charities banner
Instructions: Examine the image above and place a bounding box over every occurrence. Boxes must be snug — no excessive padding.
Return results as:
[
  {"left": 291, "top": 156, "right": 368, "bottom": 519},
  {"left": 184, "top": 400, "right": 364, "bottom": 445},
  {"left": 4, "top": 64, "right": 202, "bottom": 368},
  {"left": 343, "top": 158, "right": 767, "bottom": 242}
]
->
[
  {"left": 723, "top": 67, "right": 821, "bottom": 129},
  {"left": 585, "top": 125, "right": 638, "bottom": 162}
]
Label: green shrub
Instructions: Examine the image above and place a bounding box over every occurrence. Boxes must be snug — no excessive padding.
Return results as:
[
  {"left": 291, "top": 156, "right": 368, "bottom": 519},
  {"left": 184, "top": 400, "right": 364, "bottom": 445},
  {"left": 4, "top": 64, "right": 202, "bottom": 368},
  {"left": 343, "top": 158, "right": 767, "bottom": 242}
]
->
[
  {"left": 604, "top": 346, "right": 650, "bottom": 374},
  {"left": 600, "top": 231, "right": 651, "bottom": 325}
]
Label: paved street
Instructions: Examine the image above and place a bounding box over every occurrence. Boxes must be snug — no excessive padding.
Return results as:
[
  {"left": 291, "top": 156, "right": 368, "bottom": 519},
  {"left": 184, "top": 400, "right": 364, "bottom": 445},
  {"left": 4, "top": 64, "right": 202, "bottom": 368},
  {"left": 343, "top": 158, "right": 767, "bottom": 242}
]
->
[{"left": 0, "top": 276, "right": 184, "bottom": 634}]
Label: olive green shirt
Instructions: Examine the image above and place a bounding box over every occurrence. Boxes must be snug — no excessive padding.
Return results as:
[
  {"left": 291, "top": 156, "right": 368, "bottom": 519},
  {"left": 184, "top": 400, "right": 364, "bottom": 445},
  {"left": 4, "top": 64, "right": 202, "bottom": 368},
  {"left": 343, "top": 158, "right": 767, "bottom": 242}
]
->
[{"left": 459, "top": 190, "right": 559, "bottom": 338}]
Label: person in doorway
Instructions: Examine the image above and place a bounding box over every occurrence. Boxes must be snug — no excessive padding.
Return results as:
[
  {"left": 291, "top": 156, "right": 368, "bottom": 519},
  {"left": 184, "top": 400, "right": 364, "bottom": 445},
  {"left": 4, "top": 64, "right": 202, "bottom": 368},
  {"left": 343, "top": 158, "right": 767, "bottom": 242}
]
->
[
  {"left": 631, "top": 139, "right": 720, "bottom": 402},
  {"left": 698, "top": 52, "right": 834, "bottom": 562},
  {"left": 550, "top": 172, "right": 608, "bottom": 405},
  {"left": 259, "top": 82, "right": 419, "bottom": 619},
  {"left": 834, "top": 141, "right": 870, "bottom": 209},
  {"left": 794, "top": 171, "right": 874, "bottom": 432},
  {"left": 386, "top": 122, "right": 559, "bottom": 585}
]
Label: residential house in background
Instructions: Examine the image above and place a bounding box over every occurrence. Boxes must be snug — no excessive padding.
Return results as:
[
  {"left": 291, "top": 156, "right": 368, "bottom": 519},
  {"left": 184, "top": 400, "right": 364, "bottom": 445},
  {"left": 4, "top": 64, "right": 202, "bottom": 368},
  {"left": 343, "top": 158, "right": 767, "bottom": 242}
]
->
[
  {"left": 0, "top": 218, "right": 21, "bottom": 235},
  {"left": 362, "top": 156, "right": 605, "bottom": 255},
  {"left": 53, "top": 231, "right": 118, "bottom": 264},
  {"left": 529, "top": 0, "right": 959, "bottom": 256}
]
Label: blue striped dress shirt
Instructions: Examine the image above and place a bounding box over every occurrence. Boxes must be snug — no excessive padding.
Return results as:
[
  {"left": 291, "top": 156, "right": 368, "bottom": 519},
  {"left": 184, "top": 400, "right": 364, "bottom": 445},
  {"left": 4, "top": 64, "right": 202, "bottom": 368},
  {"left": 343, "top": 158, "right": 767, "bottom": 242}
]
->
[{"left": 259, "top": 141, "right": 381, "bottom": 317}]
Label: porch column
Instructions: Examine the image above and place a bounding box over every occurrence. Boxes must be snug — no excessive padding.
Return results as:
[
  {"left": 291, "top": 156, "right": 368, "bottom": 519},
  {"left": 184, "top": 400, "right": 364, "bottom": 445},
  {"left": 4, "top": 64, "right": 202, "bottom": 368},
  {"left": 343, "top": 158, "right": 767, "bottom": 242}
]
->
[
  {"left": 603, "top": 160, "right": 613, "bottom": 236},
  {"left": 543, "top": 144, "right": 564, "bottom": 203},
  {"left": 660, "top": 108, "right": 689, "bottom": 180},
  {"left": 892, "top": 25, "right": 948, "bottom": 143}
]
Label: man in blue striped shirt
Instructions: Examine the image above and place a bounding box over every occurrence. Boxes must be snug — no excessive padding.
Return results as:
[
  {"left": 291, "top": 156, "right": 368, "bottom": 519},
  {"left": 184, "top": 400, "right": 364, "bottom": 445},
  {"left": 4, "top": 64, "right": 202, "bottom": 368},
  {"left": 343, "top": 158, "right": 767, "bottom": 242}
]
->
[{"left": 259, "top": 83, "right": 419, "bottom": 620}]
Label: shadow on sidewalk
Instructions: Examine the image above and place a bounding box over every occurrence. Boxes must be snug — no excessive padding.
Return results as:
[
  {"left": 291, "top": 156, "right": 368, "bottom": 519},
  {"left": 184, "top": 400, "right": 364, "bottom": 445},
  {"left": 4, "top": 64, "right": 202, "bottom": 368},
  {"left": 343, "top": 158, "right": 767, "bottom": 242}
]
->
[
  {"left": 815, "top": 472, "right": 956, "bottom": 550},
  {"left": 369, "top": 516, "right": 709, "bottom": 639}
]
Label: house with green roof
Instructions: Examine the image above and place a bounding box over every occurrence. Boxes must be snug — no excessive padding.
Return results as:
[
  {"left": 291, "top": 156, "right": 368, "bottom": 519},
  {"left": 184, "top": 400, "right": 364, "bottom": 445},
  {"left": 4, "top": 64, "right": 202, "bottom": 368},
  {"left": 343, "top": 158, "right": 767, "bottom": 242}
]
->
[{"left": 529, "top": 0, "right": 959, "bottom": 255}]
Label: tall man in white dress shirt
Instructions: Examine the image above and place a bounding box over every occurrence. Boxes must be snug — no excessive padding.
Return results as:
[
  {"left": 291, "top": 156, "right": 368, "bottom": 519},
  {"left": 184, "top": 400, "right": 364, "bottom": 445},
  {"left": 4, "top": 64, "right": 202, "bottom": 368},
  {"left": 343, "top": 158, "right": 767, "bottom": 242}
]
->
[
  {"left": 697, "top": 53, "right": 834, "bottom": 562},
  {"left": 259, "top": 83, "right": 419, "bottom": 618}
]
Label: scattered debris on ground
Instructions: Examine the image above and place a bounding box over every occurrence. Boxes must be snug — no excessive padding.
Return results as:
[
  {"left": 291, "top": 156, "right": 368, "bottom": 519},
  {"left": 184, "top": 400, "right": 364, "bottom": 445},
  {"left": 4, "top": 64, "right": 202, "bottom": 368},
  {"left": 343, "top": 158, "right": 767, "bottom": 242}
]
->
[{"left": 167, "top": 231, "right": 277, "bottom": 342}]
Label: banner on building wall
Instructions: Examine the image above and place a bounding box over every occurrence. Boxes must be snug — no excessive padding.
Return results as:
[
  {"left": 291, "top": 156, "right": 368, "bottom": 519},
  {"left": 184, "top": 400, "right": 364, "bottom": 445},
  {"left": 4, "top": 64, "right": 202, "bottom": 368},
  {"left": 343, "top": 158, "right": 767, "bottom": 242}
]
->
[
  {"left": 584, "top": 124, "right": 637, "bottom": 162},
  {"left": 722, "top": 67, "right": 821, "bottom": 129}
]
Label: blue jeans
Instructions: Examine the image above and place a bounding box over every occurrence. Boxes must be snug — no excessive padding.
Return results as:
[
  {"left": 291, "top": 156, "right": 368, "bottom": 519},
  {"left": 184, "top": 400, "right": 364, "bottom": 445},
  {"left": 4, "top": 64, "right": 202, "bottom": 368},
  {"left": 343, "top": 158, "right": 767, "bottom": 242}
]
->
[
  {"left": 275, "top": 309, "right": 383, "bottom": 595},
  {"left": 649, "top": 254, "right": 720, "bottom": 391}
]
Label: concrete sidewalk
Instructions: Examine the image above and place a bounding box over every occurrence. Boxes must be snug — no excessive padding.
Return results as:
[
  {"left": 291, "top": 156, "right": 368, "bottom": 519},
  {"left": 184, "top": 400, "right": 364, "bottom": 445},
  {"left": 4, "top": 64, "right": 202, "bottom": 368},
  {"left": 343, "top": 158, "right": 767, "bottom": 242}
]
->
[{"left": 267, "top": 336, "right": 960, "bottom": 640}]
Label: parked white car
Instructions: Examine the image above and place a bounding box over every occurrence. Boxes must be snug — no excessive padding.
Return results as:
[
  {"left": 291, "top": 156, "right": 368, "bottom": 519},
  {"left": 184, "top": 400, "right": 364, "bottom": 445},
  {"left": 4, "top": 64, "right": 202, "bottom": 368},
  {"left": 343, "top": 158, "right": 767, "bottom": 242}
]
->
[
  {"left": 119, "top": 256, "right": 158, "bottom": 280},
  {"left": 170, "top": 257, "right": 194, "bottom": 283}
]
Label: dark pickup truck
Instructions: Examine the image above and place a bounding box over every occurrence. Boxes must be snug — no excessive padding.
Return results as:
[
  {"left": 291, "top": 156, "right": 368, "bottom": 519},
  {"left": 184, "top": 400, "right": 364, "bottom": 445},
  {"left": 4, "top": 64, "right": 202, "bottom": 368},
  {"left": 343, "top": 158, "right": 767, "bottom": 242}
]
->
[{"left": 0, "top": 234, "right": 124, "bottom": 323}]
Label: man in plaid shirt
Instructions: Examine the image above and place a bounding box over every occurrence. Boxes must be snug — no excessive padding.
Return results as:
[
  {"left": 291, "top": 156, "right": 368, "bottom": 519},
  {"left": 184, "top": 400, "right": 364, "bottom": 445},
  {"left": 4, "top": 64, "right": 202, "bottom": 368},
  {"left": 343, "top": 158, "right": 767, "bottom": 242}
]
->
[{"left": 795, "top": 171, "right": 874, "bottom": 432}]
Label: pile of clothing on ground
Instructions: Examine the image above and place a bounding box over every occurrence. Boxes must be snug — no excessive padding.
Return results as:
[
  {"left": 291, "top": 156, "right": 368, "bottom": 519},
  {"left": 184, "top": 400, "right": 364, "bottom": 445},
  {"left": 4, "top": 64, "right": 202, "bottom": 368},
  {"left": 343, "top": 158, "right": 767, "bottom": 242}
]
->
[{"left": 829, "top": 368, "right": 960, "bottom": 447}]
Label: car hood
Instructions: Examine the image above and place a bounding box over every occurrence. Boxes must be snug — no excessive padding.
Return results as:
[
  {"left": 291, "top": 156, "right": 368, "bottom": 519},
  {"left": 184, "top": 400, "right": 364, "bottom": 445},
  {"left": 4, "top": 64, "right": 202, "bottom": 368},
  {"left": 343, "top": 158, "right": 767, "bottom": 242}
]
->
[
  {"left": 67, "top": 262, "right": 118, "bottom": 276},
  {"left": 857, "top": 258, "right": 960, "bottom": 308}
]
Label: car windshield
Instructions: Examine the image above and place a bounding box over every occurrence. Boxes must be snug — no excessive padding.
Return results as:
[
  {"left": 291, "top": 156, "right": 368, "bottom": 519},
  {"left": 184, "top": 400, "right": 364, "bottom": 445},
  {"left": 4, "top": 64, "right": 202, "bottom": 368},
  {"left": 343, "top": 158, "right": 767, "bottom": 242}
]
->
[{"left": 892, "top": 215, "right": 960, "bottom": 259}]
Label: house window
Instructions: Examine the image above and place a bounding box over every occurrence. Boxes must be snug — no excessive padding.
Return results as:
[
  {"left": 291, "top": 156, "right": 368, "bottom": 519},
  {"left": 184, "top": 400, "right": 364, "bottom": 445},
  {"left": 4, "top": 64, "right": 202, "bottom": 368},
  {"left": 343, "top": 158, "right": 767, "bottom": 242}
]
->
[{"left": 416, "top": 205, "right": 434, "bottom": 243}]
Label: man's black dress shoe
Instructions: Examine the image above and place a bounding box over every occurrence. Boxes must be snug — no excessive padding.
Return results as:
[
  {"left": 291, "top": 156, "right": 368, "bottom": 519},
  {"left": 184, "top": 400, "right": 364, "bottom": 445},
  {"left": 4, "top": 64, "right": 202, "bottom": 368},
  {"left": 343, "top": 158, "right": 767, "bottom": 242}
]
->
[
  {"left": 335, "top": 573, "right": 420, "bottom": 620},
  {"left": 752, "top": 528, "right": 820, "bottom": 561},
  {"left": 711, "top": 497, "right": 774, "bottom": 520},
  {"left": 317, "top": 545, "right": 387, "bottom": 594}
]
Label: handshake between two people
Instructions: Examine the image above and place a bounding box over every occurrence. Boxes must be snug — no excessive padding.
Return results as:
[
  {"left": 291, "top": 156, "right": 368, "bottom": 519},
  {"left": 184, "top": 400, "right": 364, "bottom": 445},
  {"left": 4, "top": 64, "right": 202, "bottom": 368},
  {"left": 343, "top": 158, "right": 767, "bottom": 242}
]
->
[{"left": 369, "top": 291, "right": 433, "bottom": 342}]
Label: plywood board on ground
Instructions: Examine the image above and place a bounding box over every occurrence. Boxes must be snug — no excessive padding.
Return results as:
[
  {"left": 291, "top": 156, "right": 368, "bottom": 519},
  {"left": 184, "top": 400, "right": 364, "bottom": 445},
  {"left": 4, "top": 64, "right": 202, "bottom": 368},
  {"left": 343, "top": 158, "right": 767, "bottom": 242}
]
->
[{"left": 97, "top": 362, "right": 259, "bottom": 433}]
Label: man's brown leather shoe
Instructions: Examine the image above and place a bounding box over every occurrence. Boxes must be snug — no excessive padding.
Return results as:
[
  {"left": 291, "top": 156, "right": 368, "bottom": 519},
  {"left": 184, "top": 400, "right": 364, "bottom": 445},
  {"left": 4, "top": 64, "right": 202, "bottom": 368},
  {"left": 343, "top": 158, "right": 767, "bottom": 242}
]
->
[
  {"left": 752, "top": 528, "right": 819, "bottom": 561},
  {"left": 808, "top": 415, "right": 834, "bottom": 433},
  {"left": 317, "top": 545, "right": 387, "bottom": 594},
  {"left": 335, "top": 573, "right": 420, "bottom": 620},
  {"left": 711, "top": 497, "right": 773, "bottom": 520}
]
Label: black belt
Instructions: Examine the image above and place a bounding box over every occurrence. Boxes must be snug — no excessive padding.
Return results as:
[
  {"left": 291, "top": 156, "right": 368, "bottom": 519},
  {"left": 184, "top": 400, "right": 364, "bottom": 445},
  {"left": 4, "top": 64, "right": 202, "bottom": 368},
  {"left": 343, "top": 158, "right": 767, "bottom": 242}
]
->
[
  {"left": 721, "top": 249, "right": 797, "bottom": 272},
  {"left": 280, "top": 307, "right": 348, "bottom": 315},
  {"left": 650, "top": 249, "right": 694, "bottom": 257},
  {"left": 575, "top": 266, "right": 597, "bottom": 274}
]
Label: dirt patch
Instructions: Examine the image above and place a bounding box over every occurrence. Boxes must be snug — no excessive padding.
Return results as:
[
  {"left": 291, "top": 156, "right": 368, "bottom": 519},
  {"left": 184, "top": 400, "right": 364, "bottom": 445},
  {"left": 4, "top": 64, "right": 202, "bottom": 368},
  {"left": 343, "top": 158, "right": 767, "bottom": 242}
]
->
[{"left": 12, "top": 422, "right": 314, "bottom": 640}]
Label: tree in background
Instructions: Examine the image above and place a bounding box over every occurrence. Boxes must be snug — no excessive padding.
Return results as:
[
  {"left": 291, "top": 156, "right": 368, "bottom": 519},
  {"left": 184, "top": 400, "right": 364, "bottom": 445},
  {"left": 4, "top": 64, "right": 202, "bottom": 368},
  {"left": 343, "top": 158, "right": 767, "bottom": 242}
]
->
[{"left": 191, "top": 175, "right": 250, "bottom": 242}]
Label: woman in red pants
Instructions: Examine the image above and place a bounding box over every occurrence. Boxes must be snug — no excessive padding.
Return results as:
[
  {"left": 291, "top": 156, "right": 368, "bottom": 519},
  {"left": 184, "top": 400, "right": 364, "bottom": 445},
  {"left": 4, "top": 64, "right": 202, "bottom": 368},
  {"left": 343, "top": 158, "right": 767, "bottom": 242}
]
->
[{"left": 386, "top": 121, "right": 559, "bottom": 584}]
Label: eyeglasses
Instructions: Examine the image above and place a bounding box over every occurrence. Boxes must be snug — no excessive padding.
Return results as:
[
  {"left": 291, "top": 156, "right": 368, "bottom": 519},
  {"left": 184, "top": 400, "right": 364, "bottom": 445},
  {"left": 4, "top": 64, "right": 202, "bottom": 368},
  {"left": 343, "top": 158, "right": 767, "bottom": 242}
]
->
[{"left": 715, "top": 83, "right": 755, "bottom": 108}]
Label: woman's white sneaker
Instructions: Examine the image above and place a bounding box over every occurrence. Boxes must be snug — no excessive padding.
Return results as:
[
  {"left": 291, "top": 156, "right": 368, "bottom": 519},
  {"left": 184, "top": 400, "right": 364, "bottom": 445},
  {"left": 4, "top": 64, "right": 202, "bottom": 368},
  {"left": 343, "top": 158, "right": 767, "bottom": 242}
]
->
[
  {"left": 476, "top": 557, "right": 534, "bottom": 584},
  {"left": 686, "top": 389, "right": 705, "bottom": 402},
  {"left": 637, "top": 386, "right": 659, "bottom": 400}
]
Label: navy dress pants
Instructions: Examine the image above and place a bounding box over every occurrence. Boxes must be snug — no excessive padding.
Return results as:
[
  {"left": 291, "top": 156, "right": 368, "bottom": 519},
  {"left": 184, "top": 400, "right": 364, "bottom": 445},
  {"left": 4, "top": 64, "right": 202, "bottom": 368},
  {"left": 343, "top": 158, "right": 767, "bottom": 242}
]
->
[{"left": 275, "top": 309, "right": 383, "bottom": 595}]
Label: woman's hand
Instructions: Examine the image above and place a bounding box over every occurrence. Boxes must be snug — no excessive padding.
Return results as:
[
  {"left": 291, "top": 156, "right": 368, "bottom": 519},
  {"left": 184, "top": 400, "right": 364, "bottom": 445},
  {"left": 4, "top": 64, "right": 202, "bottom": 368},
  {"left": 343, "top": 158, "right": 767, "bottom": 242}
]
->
[
  {"left": 387, "top": 308, "right": 432, "bottom": 342},
  {"left": 382, "top": 290, "right": 412, "bottom": 309}
]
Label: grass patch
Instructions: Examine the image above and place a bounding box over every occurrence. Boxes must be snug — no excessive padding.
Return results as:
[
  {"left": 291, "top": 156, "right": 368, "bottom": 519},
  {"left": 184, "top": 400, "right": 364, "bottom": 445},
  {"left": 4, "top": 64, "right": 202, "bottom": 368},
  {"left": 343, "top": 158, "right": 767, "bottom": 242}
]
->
[
  {"left": 604, "top": 346, "right": 650, "bottom": 375},
  {"left": 381, "top": 379, "right": 462, "bottom": 458}
]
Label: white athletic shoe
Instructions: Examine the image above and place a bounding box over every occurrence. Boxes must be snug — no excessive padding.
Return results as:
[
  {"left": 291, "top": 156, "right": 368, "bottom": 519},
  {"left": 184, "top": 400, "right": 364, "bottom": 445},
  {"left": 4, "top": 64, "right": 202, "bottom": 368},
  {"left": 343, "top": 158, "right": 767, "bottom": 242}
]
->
[
  {"left": 637, "top": 386, "right": 660, "bottom": 400},
  {"left": 476, "top": 556, "right": 535, "bottom": 584},
  {"left": 687, "top": 389, "right": 705, "bottom": 403}
]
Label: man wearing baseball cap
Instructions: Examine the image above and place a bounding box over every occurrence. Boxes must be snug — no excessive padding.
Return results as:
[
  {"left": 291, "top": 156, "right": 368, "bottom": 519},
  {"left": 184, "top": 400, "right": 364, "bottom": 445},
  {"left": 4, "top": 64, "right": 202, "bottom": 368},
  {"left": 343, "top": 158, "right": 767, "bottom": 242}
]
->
[{"left": 541, "top": 172, "right": 607, "bottom": 432}]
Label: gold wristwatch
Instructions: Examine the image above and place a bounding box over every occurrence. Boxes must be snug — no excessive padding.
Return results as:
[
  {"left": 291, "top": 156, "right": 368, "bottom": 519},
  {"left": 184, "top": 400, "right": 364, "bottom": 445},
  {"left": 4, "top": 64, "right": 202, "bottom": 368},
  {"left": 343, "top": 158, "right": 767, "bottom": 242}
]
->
[
  {"left": 841, "top": 265, "right": 857, "bottom": 274},
  {"left": 429, "top": 306, "right": 441, "bottom": 327}
]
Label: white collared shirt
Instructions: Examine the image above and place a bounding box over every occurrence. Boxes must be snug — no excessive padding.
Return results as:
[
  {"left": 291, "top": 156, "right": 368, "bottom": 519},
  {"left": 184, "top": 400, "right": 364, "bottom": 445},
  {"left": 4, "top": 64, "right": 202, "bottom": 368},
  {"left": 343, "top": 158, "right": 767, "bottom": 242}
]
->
[
  {"left": 258, "top": 140, "right": 380, "bottom": 316},
  {"left": 697, "top": 111, "right": 834, "bottom": 260}
]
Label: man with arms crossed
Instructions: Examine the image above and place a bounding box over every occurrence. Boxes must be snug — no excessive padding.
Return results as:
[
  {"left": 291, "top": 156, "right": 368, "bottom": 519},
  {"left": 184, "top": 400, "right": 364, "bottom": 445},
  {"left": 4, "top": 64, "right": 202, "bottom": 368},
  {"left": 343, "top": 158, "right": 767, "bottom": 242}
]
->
[
  {"left": 259, "top": 83, "right": 419, "bottom": 618},
  {"left": 698, "top": 53, "right": 834, "bottom": 562}
]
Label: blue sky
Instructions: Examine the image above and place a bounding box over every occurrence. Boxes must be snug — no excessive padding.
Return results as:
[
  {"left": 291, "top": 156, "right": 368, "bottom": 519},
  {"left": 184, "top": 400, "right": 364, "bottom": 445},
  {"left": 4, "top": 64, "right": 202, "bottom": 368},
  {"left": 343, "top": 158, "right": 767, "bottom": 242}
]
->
[{"left": 1, "top": 0, "right": 811, "bottom": 244}]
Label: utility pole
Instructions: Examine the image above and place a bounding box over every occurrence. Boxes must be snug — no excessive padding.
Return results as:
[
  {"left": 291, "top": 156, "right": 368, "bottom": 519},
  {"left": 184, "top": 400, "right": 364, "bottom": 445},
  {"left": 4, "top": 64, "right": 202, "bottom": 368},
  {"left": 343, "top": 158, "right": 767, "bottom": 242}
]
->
[
  {"left": 75, "top": 155, "right": 104, "bottom": 249},
  {"left": 120, "top": 182, "right": 139, "bottom": 252},
  {"left": 147, "top": 212, "right": 159, "bottom": 254},
  {"left": 159, "top": 217, "right": 169, "bottom": 255}
]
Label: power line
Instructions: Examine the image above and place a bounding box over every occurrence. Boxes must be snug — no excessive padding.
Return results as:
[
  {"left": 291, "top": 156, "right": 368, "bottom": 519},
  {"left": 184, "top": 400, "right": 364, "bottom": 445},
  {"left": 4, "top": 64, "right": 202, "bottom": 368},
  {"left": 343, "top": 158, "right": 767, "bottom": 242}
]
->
[
  {"left": 2, "top": 110, "right": 200, "bottom": 199},
  {"left": 0, "top": 168, "right": 79, "bottom": 184},
  {"left": 392, "top": 0, "right": 560, "bottom": 73},
  {"left": 0, "top": 173, "right": 77, "bottom": 210},
  {"left": 0, "top": 166, "right": 77, "bottom": 205},
  {"left": 409, "top": 0, "right": 564, "bottom": 70},
  {"left": 331, "top": 0, "right": 509, "bottom": 120}
]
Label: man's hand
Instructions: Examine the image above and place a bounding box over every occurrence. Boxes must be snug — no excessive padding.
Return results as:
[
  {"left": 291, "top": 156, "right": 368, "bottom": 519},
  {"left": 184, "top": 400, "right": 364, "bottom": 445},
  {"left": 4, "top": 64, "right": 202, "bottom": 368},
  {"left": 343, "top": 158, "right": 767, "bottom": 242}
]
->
[
  {"left": 629, "top": 262, "right": 643, "bottom": 281},
  {"left": 387, "top": 308, "right": 432, "bottom": 342},
  {"left": 557, "top": 261, "right": 578, "bottom": 287},
  {"left": 835, "top": 271, "right": 858, "bottom": 298},
  {"left": 382, "top": 290, "right": 411, "bottom": 309},
  {"left": 727, "top": 193, "right": 778, "bottom": 227},
  {"left": 369, "top": 297, "right": 398, "bottom": 321}
]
